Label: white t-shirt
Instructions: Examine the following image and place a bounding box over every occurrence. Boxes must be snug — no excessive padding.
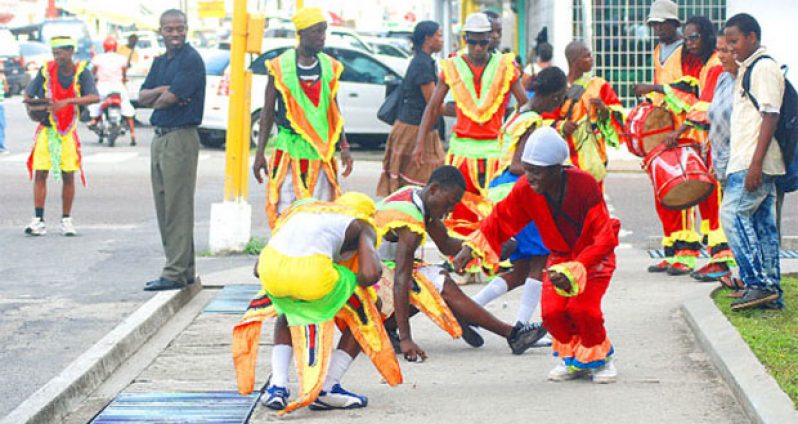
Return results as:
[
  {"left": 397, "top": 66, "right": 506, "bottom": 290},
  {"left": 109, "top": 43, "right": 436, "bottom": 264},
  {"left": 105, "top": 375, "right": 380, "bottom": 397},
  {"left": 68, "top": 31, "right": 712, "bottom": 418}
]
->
[{"left": 91, "top": 53, "right": 127, "bottom": 84}]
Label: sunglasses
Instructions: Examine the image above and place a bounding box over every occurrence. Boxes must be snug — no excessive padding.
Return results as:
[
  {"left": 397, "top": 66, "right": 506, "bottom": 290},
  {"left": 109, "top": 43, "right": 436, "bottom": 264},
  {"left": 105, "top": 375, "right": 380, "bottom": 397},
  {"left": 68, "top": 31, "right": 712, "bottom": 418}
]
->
[
  {"left": 685, "top": 33, "right": 701, "bottom": 41},
  {"left": 465, "top": 38, "right": 490, "bottom": 47}
]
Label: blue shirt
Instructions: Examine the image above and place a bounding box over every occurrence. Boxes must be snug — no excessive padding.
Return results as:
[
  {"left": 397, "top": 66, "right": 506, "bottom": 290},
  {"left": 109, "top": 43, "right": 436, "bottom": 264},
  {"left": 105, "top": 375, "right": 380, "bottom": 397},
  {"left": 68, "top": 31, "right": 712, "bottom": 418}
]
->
[
  {"left": 707, "top": 72, "right": 734, "bottom": 182},
  {"left": 141, "top": 43, "right": 205, "bottom": 128}
]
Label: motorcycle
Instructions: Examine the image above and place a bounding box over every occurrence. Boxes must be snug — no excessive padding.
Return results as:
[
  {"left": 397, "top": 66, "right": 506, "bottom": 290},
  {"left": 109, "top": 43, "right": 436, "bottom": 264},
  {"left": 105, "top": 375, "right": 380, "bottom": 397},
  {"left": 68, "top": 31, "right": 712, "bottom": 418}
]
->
[{"left": 89, "top": 92, "right": 125, "bottom": 147}]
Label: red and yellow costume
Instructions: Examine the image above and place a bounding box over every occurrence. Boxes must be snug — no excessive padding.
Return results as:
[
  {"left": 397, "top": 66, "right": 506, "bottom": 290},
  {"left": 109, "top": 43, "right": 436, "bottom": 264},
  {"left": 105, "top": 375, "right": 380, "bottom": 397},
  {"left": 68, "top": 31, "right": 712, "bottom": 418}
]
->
[
  {"left": 658, "top": 51, "right": 732, "bottom": 268},
  {"left": 439, "top": 53, "right": 520, "bottom": 236},
  {"left": 265, "top": 49, "right": 345, "bottom": 227},
  {"left": 27, "top": 61, "right": 88, "bottom": 185},
  {"left": 466, "top": 168, "right": 619, "bottom": 370},
  {"left": 375, "top": 187, "right": 462, "bottom": 338},
  {"left": 645, "top": 45, "right": 713, "bottom": 268},
  {"left": 232, "top": 199, "right": 401, "bottom": 415},
  {"left": 551, "top": 75, "right": 627, "bottom": 189}
]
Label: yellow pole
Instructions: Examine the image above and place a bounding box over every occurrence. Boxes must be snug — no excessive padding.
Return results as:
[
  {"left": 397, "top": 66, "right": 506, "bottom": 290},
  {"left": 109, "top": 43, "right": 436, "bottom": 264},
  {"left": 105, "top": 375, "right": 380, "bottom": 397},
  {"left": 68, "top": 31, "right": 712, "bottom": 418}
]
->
[{"left": 224, "top": 0, "right": 249, "bottom": 201}]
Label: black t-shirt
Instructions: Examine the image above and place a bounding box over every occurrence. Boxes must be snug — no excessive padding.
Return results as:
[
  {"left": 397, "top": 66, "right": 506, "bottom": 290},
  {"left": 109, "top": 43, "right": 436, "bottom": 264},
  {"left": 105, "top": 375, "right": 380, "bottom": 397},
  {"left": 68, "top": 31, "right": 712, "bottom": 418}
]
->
[
  {"left": 25, "top": 63, "right": 98, "bottom": 127},
  {"left": 397, "top": 51, "right": 438, "bottom": 127},
  {"left": 272, "top": 54, "right": 321, "bottom": 134}
]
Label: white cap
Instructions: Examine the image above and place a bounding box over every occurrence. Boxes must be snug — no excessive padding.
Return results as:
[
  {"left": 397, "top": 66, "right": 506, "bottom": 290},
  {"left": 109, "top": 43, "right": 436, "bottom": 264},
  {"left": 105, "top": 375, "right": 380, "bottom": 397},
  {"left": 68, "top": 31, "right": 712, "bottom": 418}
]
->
[
  {"left": 647, "top": 0, "right": 679, "bottom": 24},
  {"left": 521, "top": 127, "right": 569, "bottom": 166},
  {"left": 462, "top": 12, "right": 491, "bottom": 33}
]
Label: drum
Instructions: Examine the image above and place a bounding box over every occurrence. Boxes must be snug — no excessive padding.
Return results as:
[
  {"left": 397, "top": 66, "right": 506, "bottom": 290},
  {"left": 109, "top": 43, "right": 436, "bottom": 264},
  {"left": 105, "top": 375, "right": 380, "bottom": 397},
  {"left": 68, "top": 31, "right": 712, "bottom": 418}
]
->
[
  {"left": 643, "top": 143, "right": 714, "bottom": 210},
  {"left": 625, "top": 103, "right": 674, "bottom": 157}
]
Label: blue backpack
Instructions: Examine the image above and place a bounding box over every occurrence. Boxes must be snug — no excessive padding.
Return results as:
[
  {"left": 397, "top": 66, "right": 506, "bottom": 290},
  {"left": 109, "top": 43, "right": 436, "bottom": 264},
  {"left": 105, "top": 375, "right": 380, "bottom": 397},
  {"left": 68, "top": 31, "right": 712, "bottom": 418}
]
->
[{"left": 742, "top": 55, "right": 798, "bottom": 193}]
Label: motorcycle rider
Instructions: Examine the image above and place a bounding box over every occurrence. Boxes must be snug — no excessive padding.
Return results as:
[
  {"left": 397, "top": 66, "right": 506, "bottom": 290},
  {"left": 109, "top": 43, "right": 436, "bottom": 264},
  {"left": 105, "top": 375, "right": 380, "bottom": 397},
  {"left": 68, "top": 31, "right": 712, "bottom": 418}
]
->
[{"left": 88, "top": 36, "right": 137, "bottom": 145}]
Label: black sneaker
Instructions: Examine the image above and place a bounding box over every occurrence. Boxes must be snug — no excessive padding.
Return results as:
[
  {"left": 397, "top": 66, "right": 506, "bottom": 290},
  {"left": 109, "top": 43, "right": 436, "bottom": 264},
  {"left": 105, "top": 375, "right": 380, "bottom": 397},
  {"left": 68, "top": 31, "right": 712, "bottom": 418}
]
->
[
  {"left": 457, "top": 319, "right": 484, "bottom": 348},
  {"left": 730, "top": 288, "right": 780, "bottom": 311},
  {"left": 507, "top": 322, "right": 548, "bottom": 355}
]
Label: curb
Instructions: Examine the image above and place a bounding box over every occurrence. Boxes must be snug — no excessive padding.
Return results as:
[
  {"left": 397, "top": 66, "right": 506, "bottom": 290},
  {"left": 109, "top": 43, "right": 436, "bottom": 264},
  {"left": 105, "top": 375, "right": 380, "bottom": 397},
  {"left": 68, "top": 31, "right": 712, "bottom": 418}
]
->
[
  {"left": 1, "top": 283, "right": 202, "bottom": 424},
  {"left": 682, "top": 285, "right": 798, "bottom": 424}
]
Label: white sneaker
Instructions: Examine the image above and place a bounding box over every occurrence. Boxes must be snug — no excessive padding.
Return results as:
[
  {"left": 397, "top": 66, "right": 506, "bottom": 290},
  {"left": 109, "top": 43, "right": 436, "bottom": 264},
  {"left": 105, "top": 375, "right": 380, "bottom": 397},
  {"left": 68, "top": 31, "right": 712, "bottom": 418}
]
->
[
  {"left": 24, "top": 217, "right": 46, "bottom": 236},
  {"left": 592, "top": 359, "right": 617, "bottom": 384},
  {"left": 61, "top": 217, "right": 76, "bottom": 236},
  {"left": 547, "top": 361, "right": 588, "bottom": 381}
]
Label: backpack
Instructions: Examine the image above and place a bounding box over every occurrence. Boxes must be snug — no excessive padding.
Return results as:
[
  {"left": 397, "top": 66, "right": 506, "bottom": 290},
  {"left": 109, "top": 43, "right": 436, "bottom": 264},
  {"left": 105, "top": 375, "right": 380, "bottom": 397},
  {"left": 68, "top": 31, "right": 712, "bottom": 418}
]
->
[{"left": 742, "top": 55, "right": 798, "bottom": 192}]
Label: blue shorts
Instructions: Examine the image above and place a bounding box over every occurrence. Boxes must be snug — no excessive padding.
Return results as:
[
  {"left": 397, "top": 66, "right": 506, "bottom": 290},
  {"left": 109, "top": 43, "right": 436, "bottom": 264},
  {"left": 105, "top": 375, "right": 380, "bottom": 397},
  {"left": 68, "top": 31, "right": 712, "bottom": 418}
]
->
[{"left": 489, "top": 170, "right": 549, "bottom": 261}]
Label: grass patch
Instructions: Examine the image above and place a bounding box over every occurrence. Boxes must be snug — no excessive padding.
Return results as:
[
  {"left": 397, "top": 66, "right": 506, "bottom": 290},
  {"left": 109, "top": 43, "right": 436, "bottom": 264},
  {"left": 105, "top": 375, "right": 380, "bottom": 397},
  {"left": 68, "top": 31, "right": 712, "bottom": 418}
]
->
[
  {"left": 197, "top": 249, "right": 213, "bottom": 257},
  {"left": 243, "top": 236, "right": 267, "bottom": 256},
  {"left": 713, "top": 277, "right": 798, "bottom": 407}
]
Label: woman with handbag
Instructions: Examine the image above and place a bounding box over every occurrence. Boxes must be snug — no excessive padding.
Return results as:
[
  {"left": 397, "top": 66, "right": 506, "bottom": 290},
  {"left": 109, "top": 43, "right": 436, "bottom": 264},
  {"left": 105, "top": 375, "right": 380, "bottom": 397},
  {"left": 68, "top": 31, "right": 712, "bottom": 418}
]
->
[{"left": 376, "top": 21, "right": 445, "bottom": 196}]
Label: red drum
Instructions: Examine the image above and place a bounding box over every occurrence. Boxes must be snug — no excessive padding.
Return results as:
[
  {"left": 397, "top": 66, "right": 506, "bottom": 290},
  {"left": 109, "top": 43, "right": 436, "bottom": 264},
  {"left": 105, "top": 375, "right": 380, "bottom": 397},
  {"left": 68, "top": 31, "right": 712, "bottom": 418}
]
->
[
  {"left": 625, "top": 103, "right": 674, "bottom": 157},
  {"left": 643, "top": 143, "right": 715, "bottom": 210}
]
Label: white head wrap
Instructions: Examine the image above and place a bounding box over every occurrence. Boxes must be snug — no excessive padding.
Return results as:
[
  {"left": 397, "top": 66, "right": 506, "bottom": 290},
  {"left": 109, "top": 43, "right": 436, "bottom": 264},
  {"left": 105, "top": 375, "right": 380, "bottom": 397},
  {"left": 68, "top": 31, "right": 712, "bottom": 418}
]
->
[{"left": 521, "top": 126, "right": 569, "bottom": 166}]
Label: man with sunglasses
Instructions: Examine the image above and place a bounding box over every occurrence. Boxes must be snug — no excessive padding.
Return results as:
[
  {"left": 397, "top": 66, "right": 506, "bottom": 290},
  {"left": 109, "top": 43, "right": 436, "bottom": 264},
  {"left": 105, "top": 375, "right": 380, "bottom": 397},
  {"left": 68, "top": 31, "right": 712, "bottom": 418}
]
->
[{"left": 415, "top": 12, "right": 527, "bottom": 251}]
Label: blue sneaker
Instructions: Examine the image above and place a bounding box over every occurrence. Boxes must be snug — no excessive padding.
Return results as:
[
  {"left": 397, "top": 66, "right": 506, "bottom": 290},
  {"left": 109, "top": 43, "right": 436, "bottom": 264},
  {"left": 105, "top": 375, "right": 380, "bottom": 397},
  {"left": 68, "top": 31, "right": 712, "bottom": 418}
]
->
[
  {"left": 261, "top": 384, "right": 290, "bottom": 410},
  {"left": 309, "top": 384, "right": 368, "bottom": 410}
]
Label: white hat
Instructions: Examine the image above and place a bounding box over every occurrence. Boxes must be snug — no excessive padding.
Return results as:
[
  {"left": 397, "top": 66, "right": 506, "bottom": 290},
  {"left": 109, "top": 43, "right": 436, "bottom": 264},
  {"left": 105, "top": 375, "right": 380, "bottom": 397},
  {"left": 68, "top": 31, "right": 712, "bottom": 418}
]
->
[
  {"left": 522, "top": 127, "right": 569, "bottom": 166},
  {"left": 462, "top": 12, "right": 491, "bottom": 33},
  {"left": 647, "top": 0, "right": 679, "bottom": 24}
]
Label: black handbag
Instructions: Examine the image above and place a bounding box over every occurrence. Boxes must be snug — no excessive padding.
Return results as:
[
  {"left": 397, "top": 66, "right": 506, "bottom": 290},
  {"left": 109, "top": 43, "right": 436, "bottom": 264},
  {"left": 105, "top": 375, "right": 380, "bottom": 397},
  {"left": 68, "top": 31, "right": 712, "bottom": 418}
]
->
[{"left": 377, "top": 78, "right": 403, "bottom": 125}]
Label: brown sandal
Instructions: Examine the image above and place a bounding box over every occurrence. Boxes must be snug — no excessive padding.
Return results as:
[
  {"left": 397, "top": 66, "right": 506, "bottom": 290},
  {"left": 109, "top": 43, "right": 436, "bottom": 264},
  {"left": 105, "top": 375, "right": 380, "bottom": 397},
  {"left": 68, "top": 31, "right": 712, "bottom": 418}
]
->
[{"left": 719, "top": 276, "right": 745, "bottom": 291}]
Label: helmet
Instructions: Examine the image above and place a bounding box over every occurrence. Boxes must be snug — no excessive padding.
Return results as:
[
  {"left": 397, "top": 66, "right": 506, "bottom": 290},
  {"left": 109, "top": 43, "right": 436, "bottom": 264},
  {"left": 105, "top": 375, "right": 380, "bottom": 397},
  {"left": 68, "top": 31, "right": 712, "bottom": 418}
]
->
[{"left": 103, "top": 37, "right": 118, "bottom": 52}]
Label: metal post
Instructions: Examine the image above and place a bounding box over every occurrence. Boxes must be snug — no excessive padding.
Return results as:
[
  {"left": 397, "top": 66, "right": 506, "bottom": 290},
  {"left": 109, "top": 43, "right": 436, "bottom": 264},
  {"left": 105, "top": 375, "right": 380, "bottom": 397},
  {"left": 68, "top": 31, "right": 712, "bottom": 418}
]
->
[
  {"left": 517, "top": 0, "right": 527, "bottom": 63},
  {"left": 224, "top": 0, "right": 248, "bottom": 202}
]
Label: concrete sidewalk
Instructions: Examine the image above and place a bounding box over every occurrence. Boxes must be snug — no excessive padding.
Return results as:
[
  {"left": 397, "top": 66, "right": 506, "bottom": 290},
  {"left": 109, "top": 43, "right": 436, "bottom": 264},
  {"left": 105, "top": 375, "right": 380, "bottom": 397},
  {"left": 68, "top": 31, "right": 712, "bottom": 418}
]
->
[{"left": 66, "top": 248, "right": 765, "bottom": 423}]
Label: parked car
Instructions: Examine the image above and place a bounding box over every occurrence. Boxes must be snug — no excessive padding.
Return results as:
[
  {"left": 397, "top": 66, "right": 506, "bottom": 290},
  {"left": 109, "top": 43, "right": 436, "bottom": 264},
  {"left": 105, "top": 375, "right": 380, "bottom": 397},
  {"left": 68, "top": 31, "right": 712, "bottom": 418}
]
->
[
  {"left": 19, "top": 41, "right": 52, "bottom": 77},
  {"left": 199, "top": 39, "right": 402, "bottom": 149},
  {"left": 363, "top": 36, "right": 412, "bottom": 59},
  {"left": 1, "top": 28, "right": 30, "bottom": 96}
]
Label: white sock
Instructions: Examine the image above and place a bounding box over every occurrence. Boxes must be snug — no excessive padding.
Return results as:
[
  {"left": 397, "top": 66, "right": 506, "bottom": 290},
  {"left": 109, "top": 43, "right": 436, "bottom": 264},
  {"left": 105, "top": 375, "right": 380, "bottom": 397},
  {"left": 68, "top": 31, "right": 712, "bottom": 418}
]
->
[
  {"left": 270, "top": 344, "right": 293, "bottom": 388},
  {"left": 516, "top": 278, "right": 543, "bottom": 323},
  {"left": 472, "top": 276, "right": 508, "bottom": 306},
  {"left": 323, "top": 349, "right": 354, "bottom": 392}
]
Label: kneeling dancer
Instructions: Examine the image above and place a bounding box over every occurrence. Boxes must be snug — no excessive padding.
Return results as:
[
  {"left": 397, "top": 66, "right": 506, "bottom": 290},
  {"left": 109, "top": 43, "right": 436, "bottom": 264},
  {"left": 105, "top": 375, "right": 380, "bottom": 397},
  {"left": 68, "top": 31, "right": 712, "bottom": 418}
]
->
[
  {"left": 232, "top": 193, "right": 401, "bottom": 415},
  {"left": 454, "top": 127, "right": 620, "bottom": 383}
]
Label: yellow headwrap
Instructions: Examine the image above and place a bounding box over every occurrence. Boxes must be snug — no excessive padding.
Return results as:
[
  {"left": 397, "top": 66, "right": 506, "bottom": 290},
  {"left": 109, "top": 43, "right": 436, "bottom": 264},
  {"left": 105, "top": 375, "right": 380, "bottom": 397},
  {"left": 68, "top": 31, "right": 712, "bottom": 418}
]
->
[
  {"left": 292, "top": 7, "right": 326, "bottom": 31},
  {"left": 335, "top": 192, "right": 376, "bottom": 218},
  {"left": 50, "top": 36, "right": 77, "bottom": 50}
]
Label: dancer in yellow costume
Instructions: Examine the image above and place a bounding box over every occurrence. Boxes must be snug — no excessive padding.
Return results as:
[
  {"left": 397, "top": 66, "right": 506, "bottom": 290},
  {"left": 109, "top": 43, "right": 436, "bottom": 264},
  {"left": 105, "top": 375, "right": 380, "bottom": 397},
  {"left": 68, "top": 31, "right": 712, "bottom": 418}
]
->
[
  {"left": 252, "top": 7, "right": 353, "bottom": 227},
  {"left": 232, "top": 192, "right": 401, "bottom": 415}
]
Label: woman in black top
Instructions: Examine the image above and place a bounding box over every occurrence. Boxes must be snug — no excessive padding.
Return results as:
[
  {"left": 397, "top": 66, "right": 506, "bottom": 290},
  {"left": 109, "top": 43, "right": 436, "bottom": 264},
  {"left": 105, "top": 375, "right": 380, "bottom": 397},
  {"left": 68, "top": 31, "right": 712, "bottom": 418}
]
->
[{"left": 377, "top": 21, "right": 445, "bottom": 196}]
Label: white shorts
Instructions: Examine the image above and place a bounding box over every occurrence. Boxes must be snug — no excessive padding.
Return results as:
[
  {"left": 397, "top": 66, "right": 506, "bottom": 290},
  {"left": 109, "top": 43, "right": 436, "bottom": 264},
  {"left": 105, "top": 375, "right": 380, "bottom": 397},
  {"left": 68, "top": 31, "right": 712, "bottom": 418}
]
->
[{"left": 88, "top": 82, "right": 135, "bottom": 118}]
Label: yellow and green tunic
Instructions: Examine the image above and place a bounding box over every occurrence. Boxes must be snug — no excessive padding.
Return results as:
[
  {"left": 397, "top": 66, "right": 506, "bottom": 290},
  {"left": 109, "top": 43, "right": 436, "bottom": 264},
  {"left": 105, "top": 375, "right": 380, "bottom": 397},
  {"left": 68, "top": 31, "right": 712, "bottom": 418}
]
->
[
  {"left": 265, "top": 49, "right": 345, "bottom": 227},
  {"left": 375, "top": 187, "right": 462, "bottom": 338},
  {"left": 232, "top": 200, "right": 401, "bottom": 415}
]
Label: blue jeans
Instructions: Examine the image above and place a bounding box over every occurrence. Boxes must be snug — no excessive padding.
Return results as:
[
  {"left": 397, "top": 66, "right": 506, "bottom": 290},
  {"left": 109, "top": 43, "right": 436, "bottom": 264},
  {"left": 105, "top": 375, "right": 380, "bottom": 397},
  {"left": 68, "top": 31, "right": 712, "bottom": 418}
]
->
[
  {"left": 0, "top": 104, "right": 6, "bottom": 151},
  {"left": 720, "top": 170, "right": 782, "bottom": 300}
]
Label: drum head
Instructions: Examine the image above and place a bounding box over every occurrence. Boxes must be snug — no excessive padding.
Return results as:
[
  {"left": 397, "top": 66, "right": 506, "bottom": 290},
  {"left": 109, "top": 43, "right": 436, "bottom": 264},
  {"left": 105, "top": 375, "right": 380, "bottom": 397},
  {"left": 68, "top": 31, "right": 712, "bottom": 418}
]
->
[
  {"left": 661, "top": 180, "right": 713, "bottom": 210},
  {"left": 642, "top": 108, "right": 674, "bottom": 154}
]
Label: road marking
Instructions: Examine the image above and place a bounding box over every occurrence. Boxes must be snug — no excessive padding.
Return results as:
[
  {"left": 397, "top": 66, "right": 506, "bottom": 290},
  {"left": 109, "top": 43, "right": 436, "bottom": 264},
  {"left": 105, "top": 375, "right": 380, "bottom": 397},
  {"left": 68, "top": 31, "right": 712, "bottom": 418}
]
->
[{"left": 82, "top": 152, "right": 139, "bottom": 164}]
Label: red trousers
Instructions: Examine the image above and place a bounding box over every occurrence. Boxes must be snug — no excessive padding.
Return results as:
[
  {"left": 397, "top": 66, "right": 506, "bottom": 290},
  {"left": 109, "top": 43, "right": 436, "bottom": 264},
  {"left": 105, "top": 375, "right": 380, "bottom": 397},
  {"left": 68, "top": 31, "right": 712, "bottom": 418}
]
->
[{"left": 542, "top": 256, "right": 614, "bottom": 368}]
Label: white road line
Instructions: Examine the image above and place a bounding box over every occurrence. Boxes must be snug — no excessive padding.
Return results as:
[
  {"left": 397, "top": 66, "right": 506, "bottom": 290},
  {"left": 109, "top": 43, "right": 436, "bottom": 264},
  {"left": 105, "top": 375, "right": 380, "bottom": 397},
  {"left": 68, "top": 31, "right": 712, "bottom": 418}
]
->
[{"left": 82, "top": 152, "right": 139, "bottom": 164}]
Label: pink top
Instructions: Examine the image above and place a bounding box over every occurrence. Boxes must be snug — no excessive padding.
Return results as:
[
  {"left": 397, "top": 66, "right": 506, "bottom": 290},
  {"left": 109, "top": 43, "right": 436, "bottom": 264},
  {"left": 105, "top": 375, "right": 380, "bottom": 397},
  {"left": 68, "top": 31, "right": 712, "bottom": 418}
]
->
[{"left": 91, "top": 53, "right": 127, "bottom": 84}]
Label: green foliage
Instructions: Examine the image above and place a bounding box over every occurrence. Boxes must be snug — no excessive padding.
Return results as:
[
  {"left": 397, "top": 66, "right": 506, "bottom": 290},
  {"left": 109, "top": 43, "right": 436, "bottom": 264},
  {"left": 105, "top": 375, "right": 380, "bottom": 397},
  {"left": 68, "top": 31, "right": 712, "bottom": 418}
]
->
[{"left": 244, "top": 236, "right": 267, "bottom": 255}]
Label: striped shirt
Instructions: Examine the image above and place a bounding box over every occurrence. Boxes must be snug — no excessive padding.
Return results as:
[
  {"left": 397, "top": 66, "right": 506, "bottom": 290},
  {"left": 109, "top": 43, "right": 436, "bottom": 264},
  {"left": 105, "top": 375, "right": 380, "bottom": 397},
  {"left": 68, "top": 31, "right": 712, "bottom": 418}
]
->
[{"left": 707, "top": 72, "right": 734, "bottom": 181}]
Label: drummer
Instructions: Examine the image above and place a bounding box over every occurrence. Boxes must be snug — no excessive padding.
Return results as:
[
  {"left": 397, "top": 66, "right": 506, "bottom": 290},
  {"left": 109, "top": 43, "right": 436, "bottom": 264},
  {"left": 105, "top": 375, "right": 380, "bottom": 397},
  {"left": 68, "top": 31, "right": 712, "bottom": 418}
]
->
[
  {"left": 633, "top": 0, "right": 704, "bottom": 276},
  {"left": 552, "top": 41, "right": 627, "bottom": 191},
  {"left": 662, "top": 18, "right": 735, "bottom": 283}
]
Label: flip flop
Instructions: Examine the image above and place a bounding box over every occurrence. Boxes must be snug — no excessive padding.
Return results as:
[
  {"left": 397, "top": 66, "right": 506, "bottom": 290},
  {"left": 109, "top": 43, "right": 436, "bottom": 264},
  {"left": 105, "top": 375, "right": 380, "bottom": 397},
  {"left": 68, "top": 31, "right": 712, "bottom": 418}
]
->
[{"left": 718, "top": 276, "right": 745, "bottom": 291}]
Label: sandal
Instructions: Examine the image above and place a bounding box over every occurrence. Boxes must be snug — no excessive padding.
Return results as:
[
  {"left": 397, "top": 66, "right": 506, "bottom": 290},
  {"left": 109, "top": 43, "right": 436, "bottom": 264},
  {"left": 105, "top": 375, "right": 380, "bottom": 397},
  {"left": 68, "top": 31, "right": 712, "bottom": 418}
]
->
[{"left": 718, "top": 276, "right": 745, "bottom": 291}]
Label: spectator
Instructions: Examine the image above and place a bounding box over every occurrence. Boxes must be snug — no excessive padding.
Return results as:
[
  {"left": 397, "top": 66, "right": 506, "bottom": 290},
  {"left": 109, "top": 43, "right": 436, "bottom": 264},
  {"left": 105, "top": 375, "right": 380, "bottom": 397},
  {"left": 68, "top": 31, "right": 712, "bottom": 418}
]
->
[
  {"left": 721, "top": 13, "right": 785, "bottom": 311},
  {"left": 523, "top": 42, "right": 553, "bottom": 97},
  {"left": 377, "top": 21, "right": 445, "bottom": 196},
  {"left": 23, "top": 36, "right": 99, "bottom": 237},
  {"left": 0, "top": 61, "right": 7, "bottom": 154},
  {"left": 706, "top": 29, "right": 738, "bottom": 188},
  {"left": 138, "top": 9, "right": 206, "bottom": 291}
]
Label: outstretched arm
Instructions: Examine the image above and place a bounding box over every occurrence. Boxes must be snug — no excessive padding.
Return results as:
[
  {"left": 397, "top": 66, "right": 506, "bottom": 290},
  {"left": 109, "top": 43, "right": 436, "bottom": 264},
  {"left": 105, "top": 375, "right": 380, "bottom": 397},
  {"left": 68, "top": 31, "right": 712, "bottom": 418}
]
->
[
  {"left": 413, "top": 82, "right": 449, "bottom": 166},
  {"left": 392, "top": 228, "right": 428, "bottom": 362},
  {"left": 355, "top": 224, "right": 382, "bottom": 286},
  {"left": 253, "top": 76, "right": 277, "bottom": 184}
]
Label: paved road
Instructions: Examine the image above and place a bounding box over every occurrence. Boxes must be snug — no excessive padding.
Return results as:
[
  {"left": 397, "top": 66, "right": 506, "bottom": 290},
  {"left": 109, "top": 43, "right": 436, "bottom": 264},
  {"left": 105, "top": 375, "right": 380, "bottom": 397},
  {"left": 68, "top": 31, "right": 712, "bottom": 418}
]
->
[{"left": 1, "top": 95, "right": 796, "bottom": 418}]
